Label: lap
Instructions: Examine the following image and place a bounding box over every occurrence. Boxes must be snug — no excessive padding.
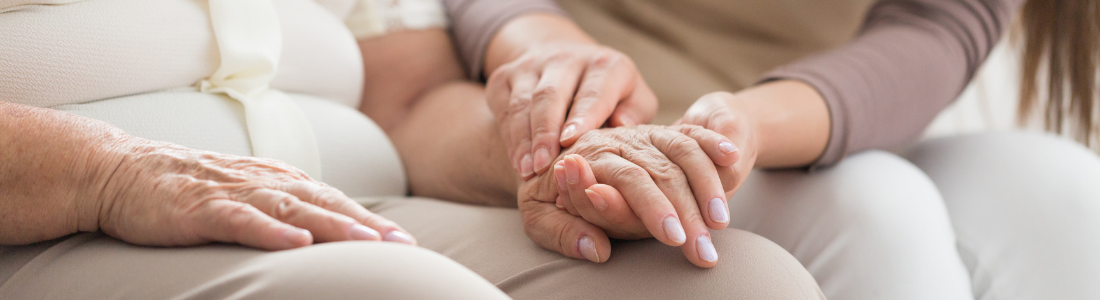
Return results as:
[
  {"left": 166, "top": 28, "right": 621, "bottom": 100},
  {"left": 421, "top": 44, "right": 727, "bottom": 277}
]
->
[
  {"left": 369, "top": 197, "right": 823, "bottom": 300},
  {"left": 0, "top": 233, "right": 507, "bottom": 299}
]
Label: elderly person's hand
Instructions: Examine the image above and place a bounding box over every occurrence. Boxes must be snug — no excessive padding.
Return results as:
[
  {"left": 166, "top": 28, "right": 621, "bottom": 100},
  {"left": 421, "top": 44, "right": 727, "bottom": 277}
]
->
[
  {"left": 484, "top": 14, "right": 658, "bottom": 179},
  {"left": 517, "top": 124, "right": 738, "bottom": 268},
  {"left": 93, "top": 137, "right": 416, "bottom": 250}
]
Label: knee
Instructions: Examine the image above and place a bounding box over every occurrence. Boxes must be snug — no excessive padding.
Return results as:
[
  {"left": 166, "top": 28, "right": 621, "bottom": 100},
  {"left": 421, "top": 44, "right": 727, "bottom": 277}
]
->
[
  {"left": 708, "top": 229, "right": 825, "bottom": 298},
  {"left": 796, "top": 151, "right": 952, "bottom": 236},
  {"left": 238, "top": 242, "right": 508, "bottom": 299},
  {"left": 909, "top": 132, "right": 1100, "bottom": 188}
]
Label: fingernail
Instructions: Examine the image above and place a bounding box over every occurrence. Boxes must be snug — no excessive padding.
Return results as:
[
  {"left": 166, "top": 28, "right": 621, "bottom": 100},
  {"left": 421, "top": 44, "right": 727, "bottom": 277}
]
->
[
  {"left": 560, "top": 124, "right": 578, "bottom": 142},
  {"left": 579, "top": 236, "right": 600, "bottom": 262},
  {"left": 718, "top": 142, "right": 739, "bottom": 155},
  {"left": 283, "top": 227, "right": 312, "bottom": 247},
  {"left": 534, "top": 147, "right": 551, "bottom": 171},
  {"left": 384, "top": 231, "right": 416, "bottom": 245},
  {"left": 556, "top": 196, "right": 566, "bottom": 209},
  {"left": 697, "top": 235, "right": 718, "bottom": 262},
  {"left": 709, "top": 198, "right": 729, "bottom": 223},
  {"left": 564, "top": 156, "right": 580, "bottom": 184},
  {"left": 520, "top": 153, "right": 534, "bottom": 177},
  {"left": 663, "top": 216, "right": 687, "bottom": 244},
  {"left": 618, "top": 115, "right": 635, "bottom": 126},
  {"left": 349, "top": 224, "right": 381, "bottom": 241},
  {"left": 586, "top": 189, "right": 608, "bottom": 211},
  {"left": 554, "top": 164, "right": 567, "bottom": 191}
]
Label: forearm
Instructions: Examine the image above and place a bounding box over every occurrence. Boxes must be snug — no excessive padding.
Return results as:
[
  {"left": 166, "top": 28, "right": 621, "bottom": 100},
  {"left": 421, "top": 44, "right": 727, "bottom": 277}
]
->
[
  {"left": 358, "top": 29, "right": 466, "bottom": 132},
  {"left": 388, "top": 82, "right": 520, "bottom": 206},
  {"left": 0, "top": 102, "right": 123, "bottom": 244},
  {"left": 735, "top": 80, "right": 831, "bottom": 168}
]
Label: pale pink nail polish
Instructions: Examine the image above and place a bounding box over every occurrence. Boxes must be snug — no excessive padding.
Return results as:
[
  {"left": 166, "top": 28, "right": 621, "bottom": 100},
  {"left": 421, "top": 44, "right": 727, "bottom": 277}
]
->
[
  {"left": 709, "top": 198, "right": 729, "bottom": 223},
  {"left": 384, "top": 231, "right": 416, "bottom": 245},
  {"left": 719, "top": 142, "right": 739, "bottom": 155},
  {"left": 698, "top": 235, "right": 718, "bottom": 262},
  {"left": 349, "top": 224, "right": 380, "bottom": 241},
  {"left": 579, "top": 236, "right": 600, "bottom": 262},
  {"left": 663, "top": 216, "right": 687, "bottom": 244}
]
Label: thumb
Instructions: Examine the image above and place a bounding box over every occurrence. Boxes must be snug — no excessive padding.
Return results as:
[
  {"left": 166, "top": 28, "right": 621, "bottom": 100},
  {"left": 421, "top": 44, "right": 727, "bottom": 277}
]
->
[
  {"left": 609, "top": 77, "right": 658, "bottom": 127},
  {"left": 519, "top": 198, "right": 611, "bottom": 263}
]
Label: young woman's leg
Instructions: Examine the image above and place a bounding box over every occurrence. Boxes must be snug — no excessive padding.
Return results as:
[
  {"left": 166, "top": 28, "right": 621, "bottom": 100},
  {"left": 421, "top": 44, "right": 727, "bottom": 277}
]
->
[
  {"left": 729, "top": 151, "right": 974, "bottom": 300},
  {"left": 906, "top": 132, "right": 1100, "bottom": 299},
  {"left": 369, "top": 198, "right": 824, "bottom": 300}
]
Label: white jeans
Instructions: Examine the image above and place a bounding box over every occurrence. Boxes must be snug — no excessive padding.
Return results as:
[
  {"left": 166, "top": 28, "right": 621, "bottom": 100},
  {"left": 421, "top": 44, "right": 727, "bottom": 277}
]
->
[{"left": 730, "top": 132, "right": 1100, "bottom": 300}]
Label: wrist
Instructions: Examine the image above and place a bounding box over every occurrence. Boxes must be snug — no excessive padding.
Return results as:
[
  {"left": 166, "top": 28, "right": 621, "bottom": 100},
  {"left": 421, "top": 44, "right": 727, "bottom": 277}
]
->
[
  {"left": 733, "top": 80, "right": 830, "bottom": 168},
  {"left": 72, "top": 127, "right": 138, "bottom": 234},
  {"left": 484, "top": 13, "right": 595, "bottom": 76}
]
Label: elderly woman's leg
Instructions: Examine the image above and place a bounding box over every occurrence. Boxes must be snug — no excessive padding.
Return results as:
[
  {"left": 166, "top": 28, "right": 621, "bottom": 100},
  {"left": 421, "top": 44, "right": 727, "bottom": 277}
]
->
[
  {"left": 729, "top": 151, "right": 974, "bottom": 300},
  {"left": 0, "top": 234, "right": 508, "bottom": 299},
  {"left": 369, "top": 198, "right": 824, "bottom": 299},
  {"left": 906, "top": 132, "right": 1100, "bottom": 299}
]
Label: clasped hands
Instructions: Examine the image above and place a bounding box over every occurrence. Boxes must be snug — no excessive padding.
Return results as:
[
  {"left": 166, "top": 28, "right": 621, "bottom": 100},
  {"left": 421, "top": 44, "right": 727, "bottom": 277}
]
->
[{"left": 488, "top": 41, "right": 757, "bottom": 268}]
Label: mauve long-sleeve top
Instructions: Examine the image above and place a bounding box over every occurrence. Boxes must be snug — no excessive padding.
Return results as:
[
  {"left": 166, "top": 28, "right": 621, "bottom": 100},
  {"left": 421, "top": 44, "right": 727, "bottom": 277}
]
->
[{"left": 443, "top": 0, "right": 1025, "bottom": 167}]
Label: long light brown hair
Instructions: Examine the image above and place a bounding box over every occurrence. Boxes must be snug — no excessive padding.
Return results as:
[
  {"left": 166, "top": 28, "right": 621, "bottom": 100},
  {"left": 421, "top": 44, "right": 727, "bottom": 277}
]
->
[{"left": 1019, "top": 0, "right": 1100, "bottom": 147}]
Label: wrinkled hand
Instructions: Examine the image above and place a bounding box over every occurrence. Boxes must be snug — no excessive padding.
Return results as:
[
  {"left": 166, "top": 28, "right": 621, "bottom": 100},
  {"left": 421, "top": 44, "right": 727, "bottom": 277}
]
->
[
  {"left": 487, "top": 43, "right": 657, "bottom": 179},
  {"left": 94, "top": 138, "right": 415, "bottom": 251},
  {"left": 553, "top": 92, "right": 760, "bottom": 260},
  {"left": 518, "top": 125, "right": 737, "bottom": 268}
]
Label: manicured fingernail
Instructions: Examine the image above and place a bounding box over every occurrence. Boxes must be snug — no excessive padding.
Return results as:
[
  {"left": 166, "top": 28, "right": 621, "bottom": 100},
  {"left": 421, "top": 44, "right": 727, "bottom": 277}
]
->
[
  {"left": 560, "top": 124, "right": 577, "bottom": 142},
  {"left": 564, "top": 156, "right": 580, "bottom": 184},
  {"left": 709, "top": 198, "right": 729, "bottom": 223},
  {"left": 586, "top": 189, "right": 608, "bottom": 211},
  {"left": 719, "top": 142, "right": 739, "bottom": 155},
  {"left": 663, "top": 216, "right": 687, "bottom": 244},
  {"left": 283, "top": 228, "right": 312, "bottom": 247},
  {"left": 520, "top": 153, "right": 534, "bottom": 177},
  {"left": 697, "top": 235, "right": 718, "bottom": 262},
  {"left": 554, "top": 164, "right": 567, "bottom": 191},
  {"left": 534, "top": 147, "right": 551, "bottom": 171},
  {"left": 349, "top": 224, "right": 381, "bottom": 241},
  {"left": 579, "top": 236, "right": 600, "bottom": 262},
  {"left": 384, "top": 231, "right": 416, "bottom": 245}
]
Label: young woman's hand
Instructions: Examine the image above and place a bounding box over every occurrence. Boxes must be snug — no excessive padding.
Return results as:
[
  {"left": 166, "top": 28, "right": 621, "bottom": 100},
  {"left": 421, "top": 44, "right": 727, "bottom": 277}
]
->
[
  {"left": 484, "top": 16, "right": 657, "bottom": 179},
  {"left": 93, "top": 137, "right": 416, "bottom": 251},
  {"left": 517, "top": 125, "right": 736, "bottom": 268}
]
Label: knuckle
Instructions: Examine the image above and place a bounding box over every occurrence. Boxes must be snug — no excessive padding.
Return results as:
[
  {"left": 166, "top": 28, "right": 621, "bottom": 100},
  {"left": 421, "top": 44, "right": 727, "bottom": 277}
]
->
[
  {"left": 507, "top": 96, "right": 533, "bottom": 115},
  {"left": 648, "top": 161, "right": 684, "bottom": 185},
  {"left": 609, "top": 165, "right": 649, "bottom": 182},
  {"left": 532, "top": 86, "right": 560, "bottom": 103},
  {"left": 270, "top": 194, "right": 302, "bottom": 220}
]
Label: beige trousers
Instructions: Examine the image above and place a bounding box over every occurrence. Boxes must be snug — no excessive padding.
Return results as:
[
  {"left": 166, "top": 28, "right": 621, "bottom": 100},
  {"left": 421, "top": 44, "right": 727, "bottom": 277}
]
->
[{"left": 0, "top": 199, "right": 823, "bottom": 300}]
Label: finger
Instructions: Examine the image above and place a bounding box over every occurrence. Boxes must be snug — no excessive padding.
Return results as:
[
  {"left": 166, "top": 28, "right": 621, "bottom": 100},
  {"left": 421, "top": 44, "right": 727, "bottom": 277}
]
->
[
  {"left": 234, "top": 187, "right": 369, "bottom": 244},
  {"left": 529, "top": 59, "right": 586, "bottom": 174},
  {"left": 279, "top": 181, "right": 415, "bottom": 245},
  {"left": 559, "top": 54, "right": 637, "bottom": 147},
  {"left": 520, "top": 198, "right": 611, "bottom": 263},
  {"left": 587, "top": 154, "right": 687, "bottom": 246},
  {"left": 564, "top": 155, "right": 648, "bottom": 237},
  {"left": 673, "top": 125, "right": 741, "bottom": 167},
  {"left": 609, "top": 76, "right": 659, "bottom": 127},
  {"left": 187, "top": 199, "right": 312, "bottom": 250},
  {"left": 486, "top": 67, "right": 522, "bottom": 176},
  {"left": 553, "top": 160, "right": 580, "bottom": 216},
  {"left": 649, "top": 128, "right": 730, "bottom": 230},
  {"left": 506, "top": 72, "right": 540, "bottom": 178}
]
